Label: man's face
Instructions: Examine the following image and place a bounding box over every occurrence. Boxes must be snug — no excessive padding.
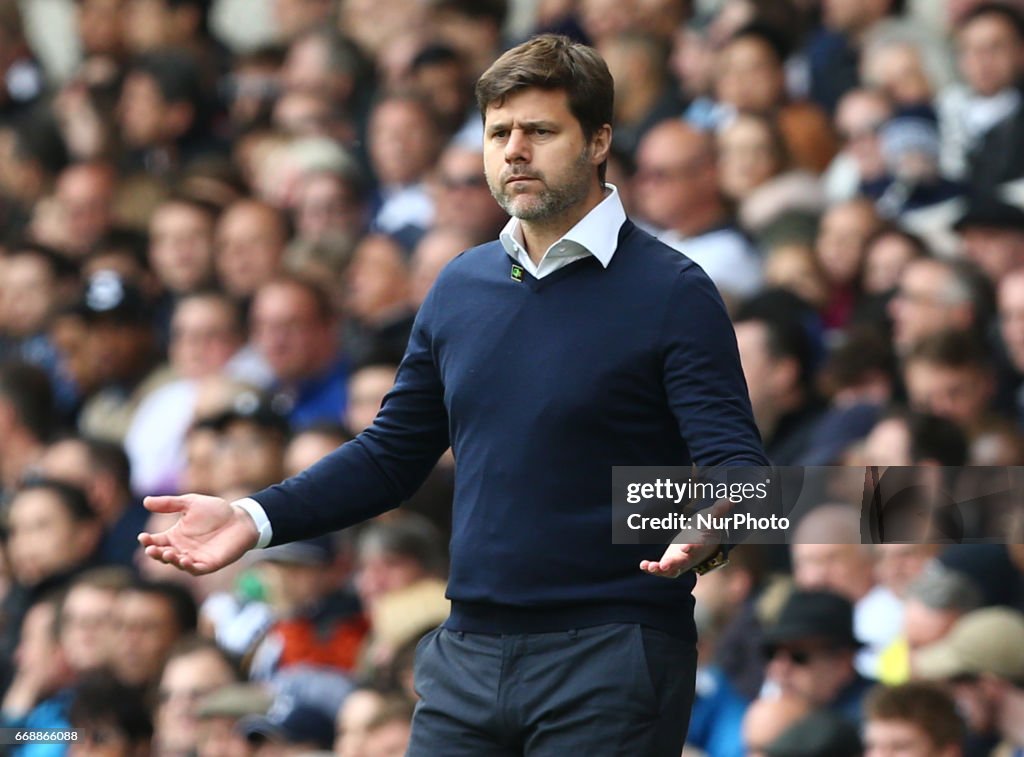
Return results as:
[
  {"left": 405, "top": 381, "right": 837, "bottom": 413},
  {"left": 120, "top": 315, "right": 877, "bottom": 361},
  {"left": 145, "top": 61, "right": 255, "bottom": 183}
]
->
[
  {"left": 432, "top": 148, "right": 506, "bottom": 241},
  {"left": 214, "top": 203, "right": 286, "bottom": 299},
  {"left": 251, "top": 282, "right": 330, "bottom": 382},
  {"left": 958, "top": 14, "right": 1024, "bottom": 97},
  {"left": 634, "top": 125, "right": 713, "bottom": 230},
  {"left": 816, "top": 201, "right": 877, "bottom": 285},
  {"left": 6, "top": 490, "right": 91, "bottom": 586},
  {"left": 765, "top": 641, "right": 856, "bottom": 706},
  {"left": 1, "top": 254, "right": 56, "bottom": 338},
  {"left": 111, "top": 591, "right": 182, "bottom": 686},
  {"left": 345, "top": 236, "right": 410, "bottom": 321},
  {"left": 118, "top": 72, "right": 168, "bottom": 148},
  {"left": 837, "top": 92, "right": 890, "bottom": 179},
  {"left": 864, "top": 718, "right": 950, "bottom": 757},
  {"left": 369, "top": 99, "right": 439, "bottom": 187},
  {"left": 483, "top": 88, "right": 603, "bottom": 223},
  {"left": 149, "top": 202, "right": 215, "bottom": 294},
  {"left": 169, "top": 298, "right": 241, "bottom": 379},
  {"left": 889, "top": 261, "right": 962, "bottom": 353},
  {"left": 715, "top": 37, "right": 785, "bottom": 114},
  {"left": 791, "top": 543, "right": 872, "bottom": 602},
  {"left": 60, "top": 584, "right": 118, "bottom": 673},
  {"left": 156, "top": 649, "right": 237, "bottom": 756},
  {"left": 861, "top": 418, "right": 913, "bottom": 466},
  {"left": 904, "top": 360, "right": 991, "bottom": 430}
]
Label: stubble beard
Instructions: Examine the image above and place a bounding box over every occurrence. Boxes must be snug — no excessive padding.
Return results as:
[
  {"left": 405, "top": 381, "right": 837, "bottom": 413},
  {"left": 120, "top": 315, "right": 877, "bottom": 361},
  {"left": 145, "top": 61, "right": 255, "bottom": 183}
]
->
[{"left": 488, "top": 147, "right": 594, "bottom": 223}]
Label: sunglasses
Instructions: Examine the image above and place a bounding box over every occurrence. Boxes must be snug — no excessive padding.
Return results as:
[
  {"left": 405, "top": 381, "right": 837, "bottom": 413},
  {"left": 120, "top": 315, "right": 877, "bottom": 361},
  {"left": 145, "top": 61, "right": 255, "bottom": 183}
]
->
[{"left": 764, "top": 646, "right": 831, "bottom": 665}]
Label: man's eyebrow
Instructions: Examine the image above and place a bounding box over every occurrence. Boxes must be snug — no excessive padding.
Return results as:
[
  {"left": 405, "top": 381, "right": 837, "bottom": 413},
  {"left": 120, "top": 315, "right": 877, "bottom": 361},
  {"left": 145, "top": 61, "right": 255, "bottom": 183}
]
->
[{"left": 486, "top": 119, "right": 559, "bottom": 133}]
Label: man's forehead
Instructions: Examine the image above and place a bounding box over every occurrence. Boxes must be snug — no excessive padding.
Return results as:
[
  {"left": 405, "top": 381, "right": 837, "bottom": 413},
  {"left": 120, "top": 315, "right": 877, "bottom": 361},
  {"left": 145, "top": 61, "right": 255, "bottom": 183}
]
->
[{"left": 483, "top": 88, "right": 574, "bottom": 121}]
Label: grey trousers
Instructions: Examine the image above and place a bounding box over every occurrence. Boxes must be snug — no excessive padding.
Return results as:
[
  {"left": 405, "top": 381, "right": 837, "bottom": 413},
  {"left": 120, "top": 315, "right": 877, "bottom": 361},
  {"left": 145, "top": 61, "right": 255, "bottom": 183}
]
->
[{"left": 407, "top": 623, "right": 698, "bottom": 756}]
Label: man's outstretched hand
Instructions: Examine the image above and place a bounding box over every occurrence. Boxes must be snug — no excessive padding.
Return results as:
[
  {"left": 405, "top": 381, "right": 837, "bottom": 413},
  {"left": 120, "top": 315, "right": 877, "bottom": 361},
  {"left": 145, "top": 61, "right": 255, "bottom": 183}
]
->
[
  {"left": 640, "top": 541, "right": 720, "bottom": 579},
  {"left": 138, "top": 494, "right": 259, "bottom": 575}
]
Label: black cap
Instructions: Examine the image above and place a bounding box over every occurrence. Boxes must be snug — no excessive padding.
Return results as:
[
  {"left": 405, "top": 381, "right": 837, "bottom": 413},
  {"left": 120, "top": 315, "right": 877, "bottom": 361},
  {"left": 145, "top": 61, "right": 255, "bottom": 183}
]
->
[
  {"left": 764, "top": 711, "right": 862, "bottom": 757},
  {"left": 237, "top": 697, "right": 334, "bottom": 750},
  {"left": 953, "top": 195, "right": 1024, "bottom": 233},
  {"left": 204, "top": 390, "right": 291, "bottom": 435},
  {"left": 78, "top": 270, "right": 150, "bottom": 324},
  {"left": 762, "top": 590, "right": 862, "bottom": 649}
]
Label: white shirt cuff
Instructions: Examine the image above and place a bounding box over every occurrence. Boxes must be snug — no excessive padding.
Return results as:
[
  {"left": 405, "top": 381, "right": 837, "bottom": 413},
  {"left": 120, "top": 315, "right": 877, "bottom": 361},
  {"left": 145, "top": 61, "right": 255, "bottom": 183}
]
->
[{"left": 233, "top": 497, "right": 273, "bottom": 549}]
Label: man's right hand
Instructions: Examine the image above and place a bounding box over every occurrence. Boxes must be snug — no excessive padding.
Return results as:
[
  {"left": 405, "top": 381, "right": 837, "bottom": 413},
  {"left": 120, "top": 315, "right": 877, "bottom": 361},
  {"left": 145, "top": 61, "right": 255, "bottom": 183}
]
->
[{"left": 138, "top": 494, "right": 259, "bottom": 575}]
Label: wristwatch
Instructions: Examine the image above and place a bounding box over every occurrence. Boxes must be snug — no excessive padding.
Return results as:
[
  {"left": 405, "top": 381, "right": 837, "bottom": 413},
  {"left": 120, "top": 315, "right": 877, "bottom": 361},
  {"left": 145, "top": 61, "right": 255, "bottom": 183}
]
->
[{"left": 691, "top": 546, "right": 730, "bottom": 575}]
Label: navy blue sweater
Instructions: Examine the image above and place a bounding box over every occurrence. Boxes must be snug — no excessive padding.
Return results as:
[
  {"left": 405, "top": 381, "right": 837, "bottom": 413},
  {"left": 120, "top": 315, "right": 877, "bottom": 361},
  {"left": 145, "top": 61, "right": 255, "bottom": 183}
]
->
[{"left": 253, "top": 221, "right": 769, "bottom": 639}]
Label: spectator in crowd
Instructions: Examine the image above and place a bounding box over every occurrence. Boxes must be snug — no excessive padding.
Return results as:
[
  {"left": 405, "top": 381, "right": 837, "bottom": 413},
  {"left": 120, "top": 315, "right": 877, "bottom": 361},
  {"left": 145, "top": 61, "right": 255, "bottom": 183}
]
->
[
  {"left": 344, "top": 361, "right": 398, "bottom": 436},
  {"left": 791, "top": 504, "right": 904, "bottom": 678},
  {"left": 860, "top": 408, "right": 970, "bottom": 466},
  {"left": 147, "top": 195, "right": 218, "bottom": 300},
  {"left": 877, "top": 563, "right": 983, "bottom": 685},
  {"left": 51, "top": 160, "right": 116, "bottom": 259},
  {"left": 343, "top": 234, "right": 415, "bottom": 368},
  {"left": 39, "top": 435, "right": 148, "bottom": 567},
  {"left": 408, "top": 226, "right": 476, "bottom": 308},
  {"left": 761, "top": 589, "right": 874, "bottom": 723},
  {"left": 248, "top": 535, "right": 367, "bottom": 679},
  {"left": 429, "top": 143, "right": 507, "bottom": 244},
  {"left": 889, "top": 258, "right": 982, "bottom": 356},
  {"left": 250, "top": 275, "right": 348, "bottom": 427},
  {"left": 734, "top": 308, "right": 825, "bottom": 464},
  {"left": 954, "top": 194, "right": 1024, "bottom": 284},
  {"left": 354, "top": 514, "right": 448, "bottom": 616},
  {"left": 57, "top": 566, "right": 133, "bottom": 675},
  {"left": 367, "top": 93, "right": 442, "bottom": 236},
  {"left": 599, "top": 33, "right": 685, "bottom": 157},
  {"left": 913, "top": 606, "right": 1024, "bottom": 757},
  {"left": 109, "top": 580, "right": 198, "bottom": 690},
  {"left": 124, "top": 291, "right": 246, "bottom": 494},
  {"left": 75, "top": 270, "right": 171, "bottom": 444},
  {"left": 153, "top": 635, "right": 240, "bottom": 757},
  {"left": 997, "top": 266, "right": 1024, "bottom": 423},
  {"left": 117, "top": 49, "right": 220, "bottom": 178},
  {"left": 815, "top": 197, "right": 883, "bottom": 329},
  {"left": 214, "top": 199, "right": 289, "bottom": 302},
  {"left": 825, "top": 87, "right": 895, "bottom": 201},
  {"left": 0, "top": 479, "right": 100, "bottom": 695},
  {"left": 68, "top": 670, "right": 154, "bottom": 756},
  {"left": 0, "top": 595, "right": 75, "bottom": 747},
  {"left": 902, "top": 329, "right": 997, "bottom": 437},
  {"left": 204, "top": 391, "right": 289, "bottom": 493},
  {"left": 634, "top": 120, "right": 763, "bottom": 303},
  {"left": 239, "top": 695, "right": 336, "bottom": 754},
  {"left": 0, "top": 361, "right": 54, "bottom": 494},
  {"left": 864, "top": 681, "right": 964, "bottom": 757},
  {"left": 808, "top": 0, "right": 905, "bottom": 113},
  {"left": 282, "top": 422, "right": 351, "bottom": 478},
  {"left": 941, "top": 2, "right": 1024, "bottom": 194},
  {"left": 335, "top": 687, "right": 387, "bottom": 757},
  {"left": 407, "top": 44, "right": 475, "bottom": 141}
]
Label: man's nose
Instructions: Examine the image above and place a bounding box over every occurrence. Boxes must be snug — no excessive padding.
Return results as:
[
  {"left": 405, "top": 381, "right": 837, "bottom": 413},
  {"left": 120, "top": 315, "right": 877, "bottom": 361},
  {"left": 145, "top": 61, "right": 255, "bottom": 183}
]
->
[{"left": 505, "top": 129, "right": 530, "bottom": 163}]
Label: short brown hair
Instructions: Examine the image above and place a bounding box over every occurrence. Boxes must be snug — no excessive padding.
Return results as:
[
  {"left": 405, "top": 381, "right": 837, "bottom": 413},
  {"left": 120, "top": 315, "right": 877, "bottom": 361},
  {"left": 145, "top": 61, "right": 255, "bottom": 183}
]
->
[
  {"left": 475, "top": 34, "right": 613, "bottom": 181},
  {"left": 905, "top": 328, "right": 991, "bottom": 371},
  {"left": 865, "top": 682, "right": 964, "bottom": 748}
]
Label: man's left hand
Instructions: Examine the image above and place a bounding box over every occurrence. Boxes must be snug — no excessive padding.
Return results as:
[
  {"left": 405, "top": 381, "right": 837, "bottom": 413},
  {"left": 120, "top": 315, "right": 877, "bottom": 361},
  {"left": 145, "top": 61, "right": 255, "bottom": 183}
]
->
[{"left": 639, "top": 541, "right": 720, "bottom": 579}]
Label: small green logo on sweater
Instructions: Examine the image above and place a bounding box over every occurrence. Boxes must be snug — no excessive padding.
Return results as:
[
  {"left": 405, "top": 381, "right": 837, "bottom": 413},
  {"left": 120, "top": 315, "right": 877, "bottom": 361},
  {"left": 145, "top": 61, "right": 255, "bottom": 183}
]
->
[{"left": 510, "top": 264, "right": 524, "bottom": 282}]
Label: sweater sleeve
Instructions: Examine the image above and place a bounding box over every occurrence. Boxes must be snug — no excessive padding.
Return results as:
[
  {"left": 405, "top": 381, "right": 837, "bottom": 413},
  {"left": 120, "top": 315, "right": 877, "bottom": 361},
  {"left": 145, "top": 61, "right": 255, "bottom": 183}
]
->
[
  {"left": 660, "top": 266, "right": 770, "bottom": 468},
  {"left": 250, "top": 285, "right": 451, "bottom": 545}
]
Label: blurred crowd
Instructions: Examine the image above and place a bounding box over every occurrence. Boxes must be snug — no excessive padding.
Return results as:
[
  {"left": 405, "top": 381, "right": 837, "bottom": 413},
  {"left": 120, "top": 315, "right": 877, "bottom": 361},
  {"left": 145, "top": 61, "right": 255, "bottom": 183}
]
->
[{"left": 0, "top": 0, "right": 1022, "bottom": 755}]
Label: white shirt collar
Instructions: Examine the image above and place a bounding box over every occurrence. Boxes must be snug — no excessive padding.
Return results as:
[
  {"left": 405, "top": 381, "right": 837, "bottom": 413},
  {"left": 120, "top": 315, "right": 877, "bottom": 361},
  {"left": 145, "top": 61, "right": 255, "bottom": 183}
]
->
[{"left": 499, "top": 184, "right": 627, "bottom": 274}]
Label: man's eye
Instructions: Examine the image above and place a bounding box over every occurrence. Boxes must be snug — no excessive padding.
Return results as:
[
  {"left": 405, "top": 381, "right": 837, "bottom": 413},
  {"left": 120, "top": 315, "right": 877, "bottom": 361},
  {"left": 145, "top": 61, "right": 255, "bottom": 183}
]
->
[{"left": 534, "top": 129, "right": 550, "bottom": 136}]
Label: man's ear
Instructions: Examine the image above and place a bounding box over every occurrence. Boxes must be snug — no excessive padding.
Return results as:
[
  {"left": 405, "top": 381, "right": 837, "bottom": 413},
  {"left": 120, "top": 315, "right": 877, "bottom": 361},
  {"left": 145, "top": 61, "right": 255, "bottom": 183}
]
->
[{"left": 589, "top": 123, "right": 612, "bottom": 167}]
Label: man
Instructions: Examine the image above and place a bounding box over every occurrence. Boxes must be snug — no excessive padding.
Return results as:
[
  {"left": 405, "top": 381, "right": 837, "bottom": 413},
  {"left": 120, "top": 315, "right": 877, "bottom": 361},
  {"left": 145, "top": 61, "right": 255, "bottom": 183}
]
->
[
  {"left": 863, "top": 681, "right": 964, "bottom": 757},
  {"left": 953, "top": 194, "right": 1024, "bottom": 283},
  {"left": 250, "top": 275, "right": 347, "bottom": 428},
  {"left": 40, "top": 435, "right": 149, "bottom": 567},
  {"left": 214, "top": 199, "right": 289, "bottom": 302},
  {"left": 110, "top": 580, "right": 197, "bottom": 690},
  {"left": 141, "top": 35, "right": 768, "bottom": 755},
  {"left": 761, "top": 589, "right": 874, "bottom": 723},
  {"left": 889, "top": 258, "right": 981, "bottom": 356},
  {"left": 912, "top": 607, "right": 1024, "bottom": 757},
  {"left": 153, "top": 636, "right": 239, "bottom": 757},
  {"left": 634, "top": 119, "right": 763, "bottom": 302}
]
